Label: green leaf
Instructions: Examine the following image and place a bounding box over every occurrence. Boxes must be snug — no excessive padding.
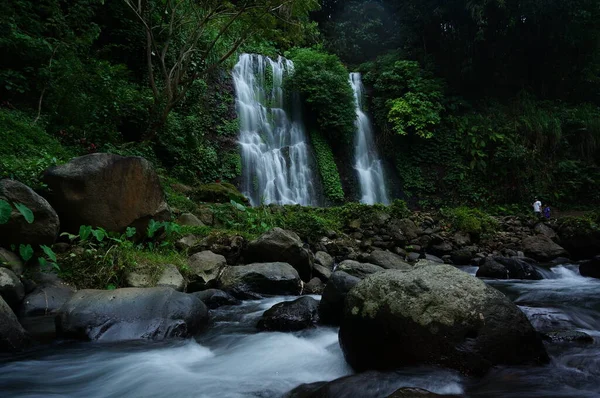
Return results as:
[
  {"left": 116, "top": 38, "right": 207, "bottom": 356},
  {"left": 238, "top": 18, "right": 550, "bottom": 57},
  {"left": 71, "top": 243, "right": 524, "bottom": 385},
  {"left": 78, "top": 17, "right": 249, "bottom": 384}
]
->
[
  {"left": 106, "top": 284, "right": 116, "bottom": 290},
  {"left": 91, "top": 229, "right": 105, "bottom": 242},
  {"left": 19, "top": 244, "right": 33, "bottom": 261},
  {"left": 60, "top": 232, "right": 78, "bottom": 241},
  {"left": 126, "top": 227, "right": 137, "bottom": 238},
  {"left": 0, "top": 199, "right": 11, "bottom": 224},
  {"left": 40, "top": 245, "right": 57, "bottom": 262},
  {"left": 79, "top": 225, "right": 92, "bottom": 241},
  {"left": 39, "top": 257, "right": 48, "bottom": 267},
  {"left": 13, "top": 202, "right": 34, "bottom": 223},
  {"left": 230, "top": 200, "right": 246, "bottom": 212}
]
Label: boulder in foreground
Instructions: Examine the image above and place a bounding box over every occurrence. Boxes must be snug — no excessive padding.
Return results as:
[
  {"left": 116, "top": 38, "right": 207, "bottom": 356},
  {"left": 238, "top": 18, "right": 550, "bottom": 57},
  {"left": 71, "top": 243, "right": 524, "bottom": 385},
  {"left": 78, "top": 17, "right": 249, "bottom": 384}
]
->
[
  {"left": 339, "top": 265, "right": 548, "bottom": 376},
  {"left": 42, "top": 153, "right": 170, "bottom": 233},
  {"left": 257, "top": 296, "right": 319, "bottom": 331},
  {"left": 56, "top": 287, "right": 207, "bottom": 341},
  {"left": 218, "top": 262, "right": 302, "bottom": 299}
]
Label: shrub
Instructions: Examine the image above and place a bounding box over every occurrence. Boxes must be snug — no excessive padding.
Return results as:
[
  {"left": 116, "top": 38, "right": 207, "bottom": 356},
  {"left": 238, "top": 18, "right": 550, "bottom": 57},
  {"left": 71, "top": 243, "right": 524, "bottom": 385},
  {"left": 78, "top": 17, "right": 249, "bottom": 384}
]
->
[{"left": 441, "top": 206, "right": 498, "bottom": 236}]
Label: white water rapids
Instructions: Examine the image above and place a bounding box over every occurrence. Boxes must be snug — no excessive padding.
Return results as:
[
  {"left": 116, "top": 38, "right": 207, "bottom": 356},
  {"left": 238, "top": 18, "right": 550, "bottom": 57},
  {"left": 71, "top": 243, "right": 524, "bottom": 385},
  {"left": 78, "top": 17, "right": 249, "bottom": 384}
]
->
[
  {"left": 349, "top": 72, "right": 390, "bottom": 205},
  {"left": 233, "top": 54, "right": 317, "bottom": 206}
]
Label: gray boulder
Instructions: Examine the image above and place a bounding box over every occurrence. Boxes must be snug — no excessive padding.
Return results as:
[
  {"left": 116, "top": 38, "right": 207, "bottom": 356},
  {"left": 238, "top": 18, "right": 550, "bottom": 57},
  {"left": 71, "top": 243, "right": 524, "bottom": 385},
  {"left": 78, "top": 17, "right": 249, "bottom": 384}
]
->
[
  {"left": 177, "top": 213, "right": 204, "bottom": 227},
  {"left": 318, "top": 271, "right": 360, "bottom": 326},
  {"left": 42, "top": 153, "right": 170, "bottom": 233},
  {"left": 19, "top": 276, "right": 75, "bottom": 317},
  {"left": 56, "top": 287, "right": 208, "bottom": 341},
  {"left": 313, "top": 263, "right": 332, "bottom": 281},
  {"left": 0, "top": 268, "right": 25, "bottom": 310},
  {"left": 304, "top": 277, "right": 325, "bottom": 295},
  {"left": 0, "top": 248, "right": 24, "bottom": 275},
  {"left": 534, "top": 223, "right": 558, "bottom": 240},
  {"left": 0, "top": 179, "right": 60, "bottom": 245},
  {"left": 125, "top": 264, "right": 185, "bottom": 291},
  {"left": 521, "top": 235, "right": 568, "bottom": 262},
  {"left": 476, "top": 256, "right": 543, "bottom": 280},
  {"left": 0, "top": 296, "right": 29, "bottom": 352},
  {"left": 257, "top": 296, "right": 319, "bottom": 331},
  {"left": 315, "top": 251, "right": 334, "bottom": 270},
  {"left": 367, "top": 250, "right": 412, "bottom": 270},
  {"left": 191, "top": 289, "right": 240, "bottom": 309},
  {"left": 244, "top": 228, "right": 313, "bottom": 281},
  {"left": 337, "top": 260, "right": 384, "bottom": 279},
  {"left": 187, "top": 251, "right": 227, "bottom": 291},
  {"left": 217, "top": 263, "right": 302, "bottom": 299},
  {"left": 339, "top": 265, "right": 548, "bottom": 376}
]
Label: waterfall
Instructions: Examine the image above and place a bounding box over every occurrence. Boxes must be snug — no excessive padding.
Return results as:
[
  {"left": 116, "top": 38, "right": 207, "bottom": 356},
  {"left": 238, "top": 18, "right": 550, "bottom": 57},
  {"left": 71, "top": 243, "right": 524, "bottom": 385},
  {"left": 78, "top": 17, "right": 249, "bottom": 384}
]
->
[
  {"left": 350, "top": 72, "right": 390, "bottom": 205},
  {"left": 233, "top": 53, "right": 317, "bottom": 206}
]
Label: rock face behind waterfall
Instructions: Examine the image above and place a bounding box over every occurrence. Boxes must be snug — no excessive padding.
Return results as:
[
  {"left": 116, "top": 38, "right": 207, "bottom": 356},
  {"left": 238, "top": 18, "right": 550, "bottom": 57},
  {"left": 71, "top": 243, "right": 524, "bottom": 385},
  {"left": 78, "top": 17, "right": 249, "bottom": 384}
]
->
[
  {"left": 339, "top": 265, "right": 548, "bottom": 375},
  {"left": 42, "top": 153, "right": 170, "bottom": 232},
  {"left": 244, "top": 228, "right": 313, "bottom": 281},
  {"left": 56, "top": 287, "right": 207, "bottom": 341}
]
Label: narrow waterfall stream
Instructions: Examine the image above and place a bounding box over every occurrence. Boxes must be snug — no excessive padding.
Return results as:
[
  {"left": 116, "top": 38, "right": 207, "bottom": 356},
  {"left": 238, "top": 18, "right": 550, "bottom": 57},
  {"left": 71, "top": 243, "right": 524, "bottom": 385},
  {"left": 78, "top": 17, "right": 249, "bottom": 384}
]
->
[
  {"left": 2, "top": 265, "right": 599, "bottom": 397},
  {"left": 349, "top": 73, "right": 390, "bottom": 205},
  {"left": 234, "top": 54, "right": 318, "bottom": 206}
]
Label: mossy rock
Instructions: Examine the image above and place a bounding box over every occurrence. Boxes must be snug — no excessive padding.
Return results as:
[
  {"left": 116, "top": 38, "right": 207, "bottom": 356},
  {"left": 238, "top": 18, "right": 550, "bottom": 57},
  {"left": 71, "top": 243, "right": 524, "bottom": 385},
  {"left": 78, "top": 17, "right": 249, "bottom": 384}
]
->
[{"left": 192, "top": 182, "right": 249, "bottom": 205}]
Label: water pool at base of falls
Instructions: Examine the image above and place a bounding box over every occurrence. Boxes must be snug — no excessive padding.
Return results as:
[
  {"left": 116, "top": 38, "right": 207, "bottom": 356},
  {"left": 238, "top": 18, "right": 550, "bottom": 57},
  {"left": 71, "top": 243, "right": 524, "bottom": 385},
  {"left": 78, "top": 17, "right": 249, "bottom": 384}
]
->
[{"left": 1, "top": 266, "right": 600, "bottom": 398}]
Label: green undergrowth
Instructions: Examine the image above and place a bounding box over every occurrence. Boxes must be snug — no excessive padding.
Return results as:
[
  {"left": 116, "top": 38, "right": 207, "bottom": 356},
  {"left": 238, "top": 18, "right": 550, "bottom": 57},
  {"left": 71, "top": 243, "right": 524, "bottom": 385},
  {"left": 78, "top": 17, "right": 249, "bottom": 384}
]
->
[
  {"left": 440, "top": 206, "right": 498, "bottom": 237},
  {"left": 310, "top": 130, "right": 344, "bottom": 204}
]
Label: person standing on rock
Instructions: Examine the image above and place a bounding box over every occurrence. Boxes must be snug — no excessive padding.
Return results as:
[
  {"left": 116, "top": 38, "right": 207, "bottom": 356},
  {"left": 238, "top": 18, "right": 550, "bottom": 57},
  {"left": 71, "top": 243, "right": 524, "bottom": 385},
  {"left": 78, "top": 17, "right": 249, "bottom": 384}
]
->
[
  {"left": 532, "top": 198, "right": 542, "bottom": 217},
  {"left": 543, "top": 204, "right": 551, "bottom": 219}
]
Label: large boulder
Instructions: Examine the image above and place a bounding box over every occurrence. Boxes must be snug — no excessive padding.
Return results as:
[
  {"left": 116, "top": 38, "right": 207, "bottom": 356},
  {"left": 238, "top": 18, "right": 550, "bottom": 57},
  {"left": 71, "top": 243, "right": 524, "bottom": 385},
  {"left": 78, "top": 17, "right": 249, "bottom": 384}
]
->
[
  {"left": 367, "top": 250, "right": 412, "bottom": 271},
  {"left": 125, "top": 264, "right": 185, "bottom": 291},
  {"left": 318, "top": 271, "right": 360, "bottom": 326},
  {"left": 0, "top": 179, "right": 60, "bottom": 245},
  {"left": 315, "top": 251, "right": 334, "bottom": 270},
  {"left": 187, "top": 251, "right": 227, "bottom": 291},
  {"left": 257, "top": 296, "right": 319, "bottom": 331},
  {"left": 19, "top": 275, "right": 75, "bottom": 317},
  {"left": 476, "top": 256, "right": 543, "bottom": 280},
  {"left": 339, "top": 265, "right": 548, "bottom": 376},
  {"left": 191, "top": 289, "right": 240, "bottom": 309},
  {"left": 579, "top": 255, "right": 600, "bottom": 279},
  {"left": 521, "top": 235, "right": 568, "bottom": 262},
  {"left": 190, "top": 234, "right": 245, "bottom": 265},
  {"left": 0, "top": 296, "right": 29, "bottom": 352},
  {"left": 56, "top": 287, "right": 208, "bottom": 341},
  {"left": 337, "top": 260, "right": 384, "bottom": 279},
  {"left": 42, "top": 153, "right": 170, "bottom": 233},
  {"left": 217, "top": 263, "right": 302, "bottom": 299},
  {"left": 244, "top": 228, "right": 314, "bottom": 281},
  {"left": 0, "top": 268, "right": 25, "bottom": 310}
]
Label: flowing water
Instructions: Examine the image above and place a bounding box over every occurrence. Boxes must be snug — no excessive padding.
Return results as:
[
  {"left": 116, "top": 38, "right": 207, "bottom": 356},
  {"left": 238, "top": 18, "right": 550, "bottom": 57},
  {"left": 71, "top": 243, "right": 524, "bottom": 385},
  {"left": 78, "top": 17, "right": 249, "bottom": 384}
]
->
[
  {"left": 1, "top": 267, "right": 600, "bottom": 397},
  {"left": 234, "top": 54, "right": 318, "bottom": 206},
  {"left": 349, "top": 72, "right": 390, "bottom": 205}
]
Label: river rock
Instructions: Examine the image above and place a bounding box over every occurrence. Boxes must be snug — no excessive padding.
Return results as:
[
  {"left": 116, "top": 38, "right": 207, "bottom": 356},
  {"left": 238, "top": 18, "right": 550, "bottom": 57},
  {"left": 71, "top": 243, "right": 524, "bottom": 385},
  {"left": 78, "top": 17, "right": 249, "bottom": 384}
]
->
[
  {"left": 42, "top": 153, "right": 170, "bottom": 233},
  {"left": 257, "top": 296, "right": 319, "bottom": 332},
  {"left": 543, "top": 330, "right": 594, "bottom": 343},
  {"left": 450, "top": 248, "right": 473, "bottom": 265},
  {"left": 187, "top": 251, "right": 227, "bottom": 291},
  {"left": 191, "top": 289, "right": 240, "bottom": 309},
  {"left": 521, "top": 235, "right": 568, "bottom": 262},
  {"left": 315, "top": 251, "right": 334, "bottom": 269},
  {"left": 0, "top": 296, "right": 29, "bottom": 352},
  {"left": 0, "top": 268, "right": 25, "bottom": 310},
  {"left": 367, "top": 250, "right": 412, "bottom": 270},
  {"left": 337, "top": 260, "right": 384, "bottom": 279},
  {"left": 177, "top": 213, "right": 204, "bottom": 227},
  {"left": 318, "top": 271, "right": 360, "bottom": 326},
  {"left": 244, "top": 228, "right": 314, "bottom": 281},
  {"left": 579, "top": 256, "right": 600, "bottom": 279},
  {"left": 339, "top": 265, "right": 549, "bottom": 375},
  {"left": 176, "top": 234, "right": 198, "bottom": 251},
  {"left": 313, "top": 263, "right": 332, "bottom": 281},
  {"left": 476, "top": 256, "right": 543, "bottom": 280},
  {"left": 0, "top": 248, "right": 24, "bottom": 276},
  {"left": 0, "top": 179, "right": 60, "bottom": 245},
  {"left": 56, "top": 287, "right": 208, "bottom": 341},
  {"left": 534, "top": 223, "right": 558, "bottom": 240},
  {"left": 217, "top": 263, "right": 302, "bottom": 299},
  {"left": 125, "top": 264, "right": 185, "bottom": 291},
  {"left": 191, "top": 234, "right": 245, "bottom": 265},
  {"left": 304, "top": 277, "right": 325, "bottom": 294},
  {"left": 19, "top": 275, "right": 75, "bottom": 317},
  {"left": 283, "top": 371, "right": 462, "bottom": 398}
]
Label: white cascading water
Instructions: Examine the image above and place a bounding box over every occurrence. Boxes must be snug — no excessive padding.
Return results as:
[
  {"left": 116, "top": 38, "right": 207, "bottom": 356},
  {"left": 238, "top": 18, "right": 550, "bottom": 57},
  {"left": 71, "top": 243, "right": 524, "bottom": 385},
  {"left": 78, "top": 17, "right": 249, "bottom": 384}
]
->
[
  {"left": 233, "top": 53, "right": 317, "bottom": 206},
  {"left": 350, "top": 72, "right": 390, "bottom": 205}
]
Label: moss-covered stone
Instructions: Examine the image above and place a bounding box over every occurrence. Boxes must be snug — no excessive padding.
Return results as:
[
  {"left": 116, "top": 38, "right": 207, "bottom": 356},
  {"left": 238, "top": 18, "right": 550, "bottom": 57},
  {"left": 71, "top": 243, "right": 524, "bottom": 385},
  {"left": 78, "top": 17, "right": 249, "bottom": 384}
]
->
[{"left": 192, "top": 182, "right": 249, "bottom": 205}]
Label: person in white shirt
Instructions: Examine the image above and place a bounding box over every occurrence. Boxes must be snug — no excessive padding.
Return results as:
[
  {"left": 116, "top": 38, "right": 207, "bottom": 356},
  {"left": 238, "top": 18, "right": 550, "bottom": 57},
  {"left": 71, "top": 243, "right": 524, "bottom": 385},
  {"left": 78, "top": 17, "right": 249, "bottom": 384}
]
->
[{"left": 532, "top": 198, "right": 542, "bottom": 216}]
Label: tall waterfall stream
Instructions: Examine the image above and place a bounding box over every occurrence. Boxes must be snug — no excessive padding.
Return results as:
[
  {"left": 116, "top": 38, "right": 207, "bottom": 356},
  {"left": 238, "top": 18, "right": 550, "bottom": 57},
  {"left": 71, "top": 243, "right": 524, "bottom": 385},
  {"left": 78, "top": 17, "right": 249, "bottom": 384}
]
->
[
  {"left": 1, "top": 265, "right": 600, "bottom": 397},
  {"left": 234, "top": 54, "right": 318, "bottom": 206}
]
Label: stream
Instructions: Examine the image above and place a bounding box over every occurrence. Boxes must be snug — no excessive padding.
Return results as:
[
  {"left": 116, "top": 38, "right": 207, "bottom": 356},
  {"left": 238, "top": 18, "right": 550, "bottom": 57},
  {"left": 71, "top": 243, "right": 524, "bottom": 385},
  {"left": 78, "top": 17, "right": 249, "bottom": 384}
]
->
[{"left": 1, "top": 265, "right": 599, "bottom": 397}]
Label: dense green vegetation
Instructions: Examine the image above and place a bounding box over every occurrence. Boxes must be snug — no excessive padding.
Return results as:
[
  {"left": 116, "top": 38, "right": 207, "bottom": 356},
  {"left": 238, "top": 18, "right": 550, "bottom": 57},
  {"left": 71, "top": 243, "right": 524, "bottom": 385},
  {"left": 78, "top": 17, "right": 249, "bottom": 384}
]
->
[
  {"left": 309, "top": 130, "right": 344, "bottom": 204},
  {"left": 1, "top": 0, "right": 598, "bottom": 211}
]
